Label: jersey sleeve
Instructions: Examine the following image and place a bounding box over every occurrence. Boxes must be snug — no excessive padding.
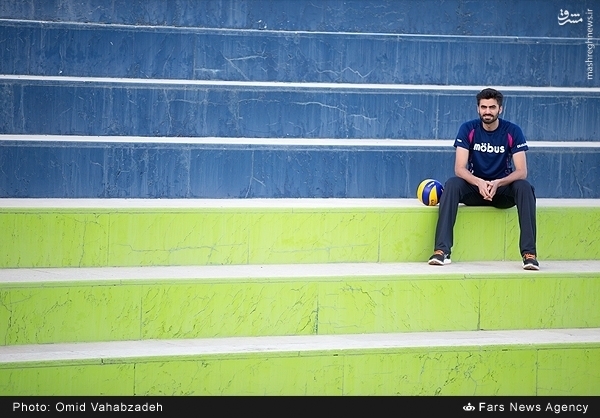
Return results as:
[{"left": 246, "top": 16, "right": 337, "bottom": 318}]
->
[
  {"left": 510, "top": 125, "right": 529, "bottom": 154},
  {"left": 453, "top": 122, "right": 472, "bottom": 150}
]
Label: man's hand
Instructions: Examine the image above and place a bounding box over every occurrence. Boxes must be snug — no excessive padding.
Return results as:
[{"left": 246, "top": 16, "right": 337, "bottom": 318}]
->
[
  {"left": 486, "top": 179, "right": 499, "bottom": 200},
  {"left": 476, "top": 178, "right": 493, "bottom": 200}
]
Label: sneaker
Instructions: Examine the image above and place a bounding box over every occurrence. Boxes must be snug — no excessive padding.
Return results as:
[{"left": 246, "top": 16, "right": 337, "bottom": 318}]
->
[
  {"left": 428, "top": 250, "right": 451, "bottom": 265},
  {"left": 522, "top": 253, "right": 540, "bottom": 270}
]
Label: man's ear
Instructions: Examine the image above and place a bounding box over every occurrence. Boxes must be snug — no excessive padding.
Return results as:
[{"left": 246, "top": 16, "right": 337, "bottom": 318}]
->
[{"left": 498, "top": 106, "right": 503, "bottom": 115}]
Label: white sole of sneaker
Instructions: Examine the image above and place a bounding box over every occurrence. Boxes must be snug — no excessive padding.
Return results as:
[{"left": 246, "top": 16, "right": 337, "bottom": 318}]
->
[
  {"left": 523, "top": 264, "right": 539, "bottom": 270},
  {"left": 428, "top": 259, "right": 451, "bottom": 265}
]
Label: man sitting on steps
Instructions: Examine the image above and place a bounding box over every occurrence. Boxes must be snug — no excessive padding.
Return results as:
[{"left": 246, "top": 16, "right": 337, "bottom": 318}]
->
[{"left": 428, "top": 88, "right": 539, "bottom": 270}]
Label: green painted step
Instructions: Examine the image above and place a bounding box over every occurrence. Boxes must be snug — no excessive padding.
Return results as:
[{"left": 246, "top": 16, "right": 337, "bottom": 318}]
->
[
  {"left": 1, "top": 328, "right": 599, "bottom": 395},
  {"left": 2, "top": 261, "right": 599, "bottom": 346},
  {"left": 1, "top": 199, "right": 599, "bottom": 268}
]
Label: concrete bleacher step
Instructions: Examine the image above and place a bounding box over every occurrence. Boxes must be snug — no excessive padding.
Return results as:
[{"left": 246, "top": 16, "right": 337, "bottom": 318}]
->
[
  {"left": 2, "top": 21, "right": 596, "bottom": 88},
  {"left": 1, "top": 260, "right": 600, "bottom": 346},
  {"left": 1, "top": 78, "right": 598, "bottom": 141},
  {"left": 2, "top": 137, "right": 600, "bottom": 199},
  {"left": 2, "top": 199, "right": 599, "bottom": 268},
  {"left": 1, "top": 328, "right": 599, "bottom": 395},
  {"left": 0, "top": 0, "right": 588, "bottom": 39}
]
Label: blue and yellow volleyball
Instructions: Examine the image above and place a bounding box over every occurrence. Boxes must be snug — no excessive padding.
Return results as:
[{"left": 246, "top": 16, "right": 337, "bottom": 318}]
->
[{"left": 417, "top": 179, "right": 444, "bottom": 206}]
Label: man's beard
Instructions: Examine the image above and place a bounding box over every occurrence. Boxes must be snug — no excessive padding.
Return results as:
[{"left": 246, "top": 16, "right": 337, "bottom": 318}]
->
[{"left": 480, "top": 113, "right": 499, "bottom": 124}]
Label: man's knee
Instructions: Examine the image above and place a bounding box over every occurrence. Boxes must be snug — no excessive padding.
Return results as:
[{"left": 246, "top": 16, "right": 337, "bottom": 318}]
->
[
  {"left": 512, "top": 179, "right": 535, "bottom": 197},
  {"left": 444, "top": 176, "right": 466, "bottom": 191}
]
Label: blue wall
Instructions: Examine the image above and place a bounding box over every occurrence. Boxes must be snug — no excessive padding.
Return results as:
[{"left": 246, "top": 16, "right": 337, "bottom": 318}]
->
[
  {"left": 1, "top": 22, "right": 597, "bottom": 87},
  {"left": 0, "top": 0, "right": 595, "bottom": 38},
  {"left": 2, "top": 141, "right": 598, "bottom": 198},
  {"left": 1, "top": 82, "right": 597, "bottom": 141},
  {"left": 0, "top": 0, "right": 598, "bottom": 198}
]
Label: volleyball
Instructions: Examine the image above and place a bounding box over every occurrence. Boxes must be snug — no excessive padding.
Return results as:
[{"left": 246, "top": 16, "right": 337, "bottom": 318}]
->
[{"left": 417, "top": 179, "right": 444, "bottom": 206}]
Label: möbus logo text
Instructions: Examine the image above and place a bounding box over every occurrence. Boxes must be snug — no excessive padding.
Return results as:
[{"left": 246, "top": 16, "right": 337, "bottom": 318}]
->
[{"left": 473, "top": 143, "right": 505, "bottom": 153}]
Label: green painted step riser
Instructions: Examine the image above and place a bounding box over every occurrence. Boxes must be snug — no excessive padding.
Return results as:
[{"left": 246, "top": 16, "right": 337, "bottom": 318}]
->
[
  {"left": 1, "top": 346, "right": 598, "bottom": 395},
  {"left": 1, "top": 207, "right": 599, "bottom": 267},
  {"left": 2, "top": 275, "right": 599, "bottom": 345}
]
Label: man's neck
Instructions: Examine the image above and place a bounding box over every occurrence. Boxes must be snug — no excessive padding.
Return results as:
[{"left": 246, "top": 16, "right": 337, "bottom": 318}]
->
[{"left": 482, "top": 119, "right": 500, "bottom": 132}]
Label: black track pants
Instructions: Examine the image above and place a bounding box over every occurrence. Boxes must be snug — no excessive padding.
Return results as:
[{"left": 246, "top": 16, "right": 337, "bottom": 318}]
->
[{"left": 433, "top": 176, "right": 537, "bottom": 257}]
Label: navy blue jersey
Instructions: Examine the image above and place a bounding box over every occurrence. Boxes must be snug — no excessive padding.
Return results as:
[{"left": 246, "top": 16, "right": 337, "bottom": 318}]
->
[{"left": 453, "top": 118, "right": 528, "bottom": 180}]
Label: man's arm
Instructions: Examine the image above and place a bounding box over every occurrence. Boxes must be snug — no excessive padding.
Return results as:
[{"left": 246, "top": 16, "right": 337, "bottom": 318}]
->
[
  {"left": 454, "top": 147, "right": 494, "bottom": 200},
  {"left": 487, "top": 151, "right": 528, "bottom": 198}
]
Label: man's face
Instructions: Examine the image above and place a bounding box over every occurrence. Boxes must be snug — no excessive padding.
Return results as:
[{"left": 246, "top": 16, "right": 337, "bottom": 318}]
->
[{"left": 477, "top": 98, "right": 502, "bottom": 125}]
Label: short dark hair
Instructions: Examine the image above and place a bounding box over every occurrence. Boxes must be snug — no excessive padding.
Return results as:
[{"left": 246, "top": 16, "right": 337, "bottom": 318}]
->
[{"left": 476, "top": 88, "right": 503, "bottom": 107}]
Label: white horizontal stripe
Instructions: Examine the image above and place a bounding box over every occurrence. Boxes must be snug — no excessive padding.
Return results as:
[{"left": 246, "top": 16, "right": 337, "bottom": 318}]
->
[
  {"left": 1, "top": 328, "right": 599, "bottom": 363},
  {"left": 1, "top": 198, "right": 599, "bottom": 209},
  {"left": 1, "top": 74, "right": 599, "bottom": 93},
  {"left": 0, "top": 135, "right": 598, "bottom": 148},
  {"left": 2, "top": 260, "right": 600, "bottom": 284},
  {"left": 1, "top": 18, "right": 593, "bottom": 42}
]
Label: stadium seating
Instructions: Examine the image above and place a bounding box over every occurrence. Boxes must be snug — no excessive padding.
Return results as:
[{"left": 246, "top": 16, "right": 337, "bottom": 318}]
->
[{"left": 0, "top": 0, "right": 599, "bottom": 395}]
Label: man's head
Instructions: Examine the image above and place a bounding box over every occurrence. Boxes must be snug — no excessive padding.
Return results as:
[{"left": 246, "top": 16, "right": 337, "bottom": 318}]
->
[{"left": 476, "top": 88, "right": 503, "bottom": 126}]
